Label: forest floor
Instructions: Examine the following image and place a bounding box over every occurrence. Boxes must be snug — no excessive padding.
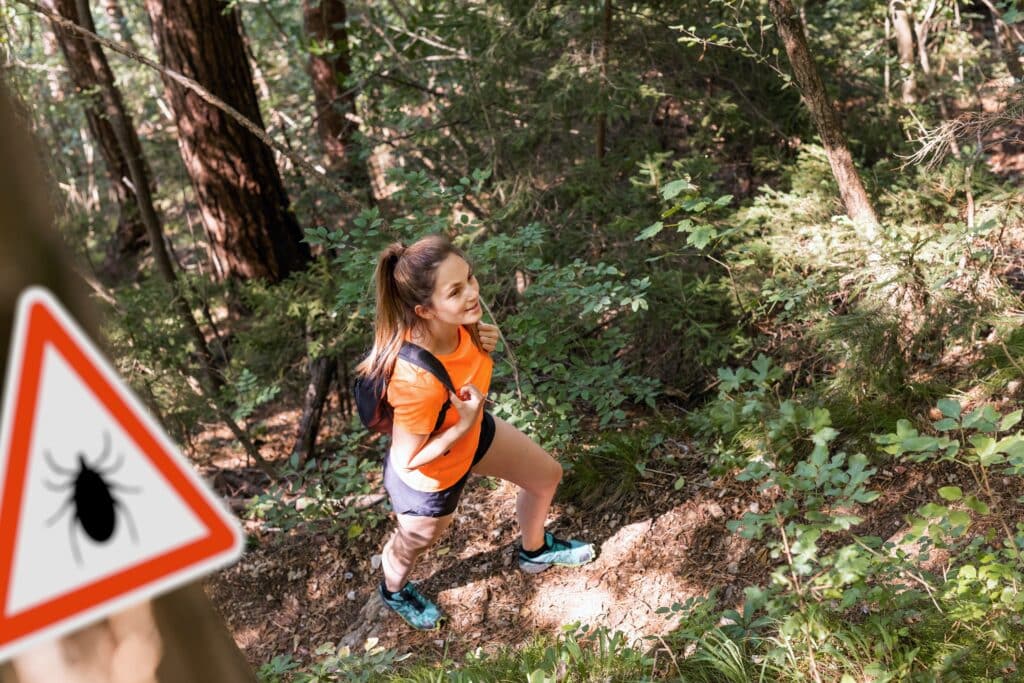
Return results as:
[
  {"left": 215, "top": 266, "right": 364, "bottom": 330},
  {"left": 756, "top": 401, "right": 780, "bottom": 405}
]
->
[{"left": 196, "top": 405, "right": 974, "bottom": 670}]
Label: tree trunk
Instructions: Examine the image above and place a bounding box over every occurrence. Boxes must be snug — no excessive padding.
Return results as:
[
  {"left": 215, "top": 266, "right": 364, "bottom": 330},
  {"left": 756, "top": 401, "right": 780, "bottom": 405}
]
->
[
  {"left": 144, "top": 0, "right": 310, "bottom": 283},
  {"left": 0, "top": 76, "right": 256, "bottom": 683},
  {"left": 101, "top": 0, "right": 136, "bottom": 50},
  {"left": 291, "top": 355, "right": 336, "bottom": 464},
  {"left": 595, "top": 0, "right": 611, "bottom": 161},
  {"left": 979, "top": 0, "right": 1024, "bottom": 81},
  {"left": 43, "top": 0, "right": 149, "bottom": 276},
  {"left": 41, "top": 25, "right": 64, "bottom": 101},
  {"left": 302, "top": 0, "right": 365, "bottom": 182},
  {"left": 767, "top": 0, "right": 879, "bottom": 229},
  {"left": 890, "top": 0, "right": 917, "bottom": 104}
]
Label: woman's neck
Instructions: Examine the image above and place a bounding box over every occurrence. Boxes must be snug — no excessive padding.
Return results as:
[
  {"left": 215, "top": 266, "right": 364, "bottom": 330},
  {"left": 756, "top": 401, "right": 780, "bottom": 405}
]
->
[{"left": 413, "top": 321, "right": 460, "bottom": 356}]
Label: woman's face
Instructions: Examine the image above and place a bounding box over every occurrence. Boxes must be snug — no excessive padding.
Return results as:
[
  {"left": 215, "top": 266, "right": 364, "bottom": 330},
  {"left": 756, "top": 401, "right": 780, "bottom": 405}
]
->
[{"left": 418, "top": 253, "right": 482, "bottom": 326}]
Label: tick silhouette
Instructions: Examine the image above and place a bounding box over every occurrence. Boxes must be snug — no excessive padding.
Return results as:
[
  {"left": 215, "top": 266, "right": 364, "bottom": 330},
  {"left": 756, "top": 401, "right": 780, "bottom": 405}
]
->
[{"left": 43, "top": 431, "right": 140, "bottom": 564}]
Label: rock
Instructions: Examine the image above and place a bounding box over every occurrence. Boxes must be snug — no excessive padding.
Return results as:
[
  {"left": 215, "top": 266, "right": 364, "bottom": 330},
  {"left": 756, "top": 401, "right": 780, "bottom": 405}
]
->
[
  {"left": 344, "top": 571, "right": 354, "bottom": 580},
  {"left": 370, "top": 554, "right": 382, "bottom": 570},
  {"left": 347, "top": 591, "right": 356, "bottom": 600},
  {"left": 707, "top": 503, "right": 725, "bottom": 519},
  {"left": 748, "top": 501, "right": 760, "bottom": 513}
]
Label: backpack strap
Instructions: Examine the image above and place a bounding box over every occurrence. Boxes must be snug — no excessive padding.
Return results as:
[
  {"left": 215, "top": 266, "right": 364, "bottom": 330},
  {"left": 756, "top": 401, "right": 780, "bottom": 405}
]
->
[{"left": 397, "top": 341, "right": 457, "bottom": 432}]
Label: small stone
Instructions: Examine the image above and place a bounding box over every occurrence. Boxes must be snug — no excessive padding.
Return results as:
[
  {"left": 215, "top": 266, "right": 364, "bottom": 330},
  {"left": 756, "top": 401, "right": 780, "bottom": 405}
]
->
[
  {"left": 344, "top": 571, "right": 354, "bottom": 580},
  {"left": 346, "top": 590, "right": 356, "bottom": 600},
  {"left": 433, "top": 639, "right": 444, "bottom": 648},
  {"left": 748, "top": 501, "right": 760, "bottom": 513},
  {"left": 370, "top": 554, "right": 382, "bottom": 570},
  {"left": 925, "top": 475, "right": 935, "bottom": 485},
  {"left": 727, "top": 561, "right": 739, "bottom": 574},
  {"left": 707, "top": 503, "right": 725, "bottom": 518},
  {"left": 519, "top": 606, "right": 530, "bottom": 617}
]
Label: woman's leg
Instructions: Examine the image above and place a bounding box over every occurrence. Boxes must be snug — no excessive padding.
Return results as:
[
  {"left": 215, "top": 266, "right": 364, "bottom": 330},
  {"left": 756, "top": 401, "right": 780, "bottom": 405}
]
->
[
  {"left": 470, "top": 416, "right": 563, "bottom": 551},
  {"left": 381, "top": 512, "right": 454, "bottom": 591}
]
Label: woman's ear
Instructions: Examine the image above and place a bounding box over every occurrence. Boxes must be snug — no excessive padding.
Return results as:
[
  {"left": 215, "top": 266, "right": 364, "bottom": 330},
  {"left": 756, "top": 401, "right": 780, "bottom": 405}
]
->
[{"left": 414, "top": 303, "right": 434, "bottom": 320}]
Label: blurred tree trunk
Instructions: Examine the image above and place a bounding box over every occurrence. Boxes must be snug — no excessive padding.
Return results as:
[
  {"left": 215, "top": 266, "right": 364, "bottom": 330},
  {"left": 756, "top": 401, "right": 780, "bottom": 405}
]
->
[
  {"left": 101, "top": 0, "right": 135, "bottom": 50},
  {"left": 0, "top": 76, "right": 255, "bottom": 683},
  {"left": 767, "top": 0, "right": 879, "bottom": 229},
  {"left": 890, "top": 0, "right": 917, "bottom": 103},
  {"left": 41, "top": 25, "right": 64, "bottom": 101},
  {"left": 144, "top": 0, "right": 310, "bottom": 282},
  {"left": 595, "top": 0, "right": 611, "bottom": 161},
  {"left": 979, "top": 0, "right": 1024, "bottom": 81},
  {"left": 302, "top": 0, "right": 366, "bottom": 184},
  {"left": 43, "top": 0, "right": 149, "bottom": 277}
]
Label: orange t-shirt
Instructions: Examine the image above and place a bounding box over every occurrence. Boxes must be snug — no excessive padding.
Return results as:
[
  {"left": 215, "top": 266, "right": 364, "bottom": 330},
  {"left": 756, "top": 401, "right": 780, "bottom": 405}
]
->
[{"left": 386, "top": 325, "right": 493, "bottom": 492}]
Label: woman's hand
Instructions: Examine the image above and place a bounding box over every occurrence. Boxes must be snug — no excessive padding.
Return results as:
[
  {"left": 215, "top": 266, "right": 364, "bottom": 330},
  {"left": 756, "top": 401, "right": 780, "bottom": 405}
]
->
[
  {"left": 477, "top": 322, "right": 500, "bottom": 353},
  {"left": 449, "top": 383, "right": 485, "bottom": 431}
]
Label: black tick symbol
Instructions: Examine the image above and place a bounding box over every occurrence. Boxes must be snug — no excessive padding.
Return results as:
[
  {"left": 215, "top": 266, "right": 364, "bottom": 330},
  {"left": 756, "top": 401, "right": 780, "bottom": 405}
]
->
[{"left": 44, "top": 431, "right": 140, "bottom": 564}]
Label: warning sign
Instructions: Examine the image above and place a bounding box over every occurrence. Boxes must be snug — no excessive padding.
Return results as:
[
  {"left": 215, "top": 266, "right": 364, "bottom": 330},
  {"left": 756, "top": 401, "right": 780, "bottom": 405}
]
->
[{"left": 0, "top": 287, "right": 243, "bottom": 661}]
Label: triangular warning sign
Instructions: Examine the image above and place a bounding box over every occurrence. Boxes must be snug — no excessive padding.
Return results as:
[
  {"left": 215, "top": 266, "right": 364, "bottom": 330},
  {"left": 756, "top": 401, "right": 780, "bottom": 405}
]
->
[{"left": 0, "top": 287, "right": 243, "bottom": 661}]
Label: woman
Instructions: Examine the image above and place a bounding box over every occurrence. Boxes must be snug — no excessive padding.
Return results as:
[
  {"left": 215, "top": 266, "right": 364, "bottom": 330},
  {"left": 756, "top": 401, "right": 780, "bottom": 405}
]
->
[{"left": 356, "top": 234, "right": 594, "bottom": 630}]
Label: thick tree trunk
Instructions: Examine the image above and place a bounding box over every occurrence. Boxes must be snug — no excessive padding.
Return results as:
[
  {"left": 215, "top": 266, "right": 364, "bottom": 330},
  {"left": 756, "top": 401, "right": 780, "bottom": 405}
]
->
[
  {"left": 890, "top": 1, "right": 917, "bottom": 104},
  {"left": 144, "top": 0, "right": 310, "bottom": 282},
  {"left": 767, "top": 0, "right": 879, "bottom": 228},
  {"left": 302, "top": 0, "right": 365, "bottom": 182},
  {"left": 0, "top": 77, "right": 255, "bottom": 683},
  {"left": 43, "top": 0, "right": 149, "bottom": 275}
]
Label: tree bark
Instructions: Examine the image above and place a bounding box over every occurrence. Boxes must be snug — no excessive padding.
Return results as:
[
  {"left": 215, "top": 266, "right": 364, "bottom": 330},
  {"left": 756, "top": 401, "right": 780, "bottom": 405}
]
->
[
  {"left": 291, "top": 355, "right": 336, "bottom": 464},
  {"left": 979, "top": 0, "right": 1024, "bottom": 81},
  {"left": 0, "top": 76, "right": 255, "bottom": 683},
  {"left": 302, "top": 0, "right": 365, "bottom": 182},
  {"left": 890, "top": 0, "right": 917, "bottom": 104},
  {"left": 43, "top": 0, "right": 149, "bottom": 276},
  {"left": 144, "top": 0, "right": 311, "bottom": 282},
  {"left": 767, "top": 0, "right": 879, "bottom": 228}
]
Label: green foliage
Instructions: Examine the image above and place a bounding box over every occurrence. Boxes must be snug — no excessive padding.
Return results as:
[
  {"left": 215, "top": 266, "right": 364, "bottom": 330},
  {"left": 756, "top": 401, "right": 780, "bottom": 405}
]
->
[
  {"left": 246, "top": 437, "right": 384, "bottom": 537},
  {"left": 260, "top": 624, "right": 654, "bottom": 683},
  {"left": 257, "top": 638, "right": 409, "bottom": 683}
]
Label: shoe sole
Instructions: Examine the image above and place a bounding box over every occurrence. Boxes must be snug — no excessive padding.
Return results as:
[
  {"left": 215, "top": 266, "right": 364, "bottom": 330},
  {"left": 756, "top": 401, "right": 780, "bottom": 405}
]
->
[{"left": 518, "top": 550, "right": 596, "bottom": 574}]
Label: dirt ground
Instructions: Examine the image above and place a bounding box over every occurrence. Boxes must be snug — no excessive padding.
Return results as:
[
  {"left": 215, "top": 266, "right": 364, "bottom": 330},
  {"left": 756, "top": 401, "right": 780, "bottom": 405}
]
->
[{"left": 200, "top": 420, "right": 772, "bottom": 670}]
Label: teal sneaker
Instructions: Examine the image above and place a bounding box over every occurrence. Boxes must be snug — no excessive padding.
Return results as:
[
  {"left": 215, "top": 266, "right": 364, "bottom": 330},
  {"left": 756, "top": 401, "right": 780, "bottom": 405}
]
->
[
  {"left": 518, "top": 531, "right": 596, "bottom": 574},
  {"left": 379, "top": 582, "right": 446, "bottom": 630}
]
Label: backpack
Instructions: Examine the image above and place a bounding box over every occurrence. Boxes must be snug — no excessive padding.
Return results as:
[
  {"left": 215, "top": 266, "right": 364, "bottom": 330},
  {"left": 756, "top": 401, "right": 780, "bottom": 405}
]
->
[{"left": 354, "top": 342, "right": 457, "bottom": 434}]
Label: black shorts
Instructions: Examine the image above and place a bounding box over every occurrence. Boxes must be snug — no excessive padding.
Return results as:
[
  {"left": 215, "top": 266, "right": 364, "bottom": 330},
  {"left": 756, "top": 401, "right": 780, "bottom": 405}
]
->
[{"left": 382, "top": 412, "right": 496, "bottom": 518}]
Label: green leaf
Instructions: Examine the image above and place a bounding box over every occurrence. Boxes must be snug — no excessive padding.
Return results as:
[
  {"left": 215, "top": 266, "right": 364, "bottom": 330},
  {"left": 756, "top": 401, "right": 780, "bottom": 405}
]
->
[
  {"left": 964, "top": 496, "right": 990, "bottom": 515},
  {"left": 932, "top": 418, "right": 959, "bottom": 431},
  {"left": 1000, "top": 410, "right": 1022, "bottom": 432},
  {"left": 661, "top": 178, "right": 695, "bottom": 200},
  {"left": 636, "top": 221, "right": 664, "bottom": 240},
  {"left": 938, "top": 486, "right": 963, "bottom": 501},
  {"left": 686, "top": 225, "right": 716, "bottom": 249},
  {"left": 948, "top": 510, "right": 971, "bottom": 527},
  {"left": 937, "top": 398, "right": 962, "bottom": 419},
  {"left": 713, "top": 194, "right": 734, "bottom": 208},
  {"left": 674, "top": 476, "right": 686, "bottom": 491}
]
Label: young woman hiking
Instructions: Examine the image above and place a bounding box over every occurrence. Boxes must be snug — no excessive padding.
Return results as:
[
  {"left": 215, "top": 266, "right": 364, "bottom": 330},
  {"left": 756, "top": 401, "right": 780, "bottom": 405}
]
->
[{"left": 357, "top": 234, "right": 595, "bottom": 630}]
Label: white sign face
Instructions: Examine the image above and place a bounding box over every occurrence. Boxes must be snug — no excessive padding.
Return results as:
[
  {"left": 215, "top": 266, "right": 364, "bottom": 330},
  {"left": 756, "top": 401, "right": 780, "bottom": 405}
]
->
[{"left": 0, "top": 287, "right": 244, "bottom": 662}]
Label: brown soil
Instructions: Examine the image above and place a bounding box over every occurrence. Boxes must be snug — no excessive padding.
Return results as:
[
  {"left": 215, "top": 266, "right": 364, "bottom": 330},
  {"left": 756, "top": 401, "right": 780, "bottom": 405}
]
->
[{"left": 200, "top": 427, "right": 770, "bottom": 670}]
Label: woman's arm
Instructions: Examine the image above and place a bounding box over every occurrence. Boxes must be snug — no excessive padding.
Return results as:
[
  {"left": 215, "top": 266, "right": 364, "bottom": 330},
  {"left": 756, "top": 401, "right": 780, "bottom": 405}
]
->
[{"left": 391, "top": 384, "right": 485, "bottom": 471}]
